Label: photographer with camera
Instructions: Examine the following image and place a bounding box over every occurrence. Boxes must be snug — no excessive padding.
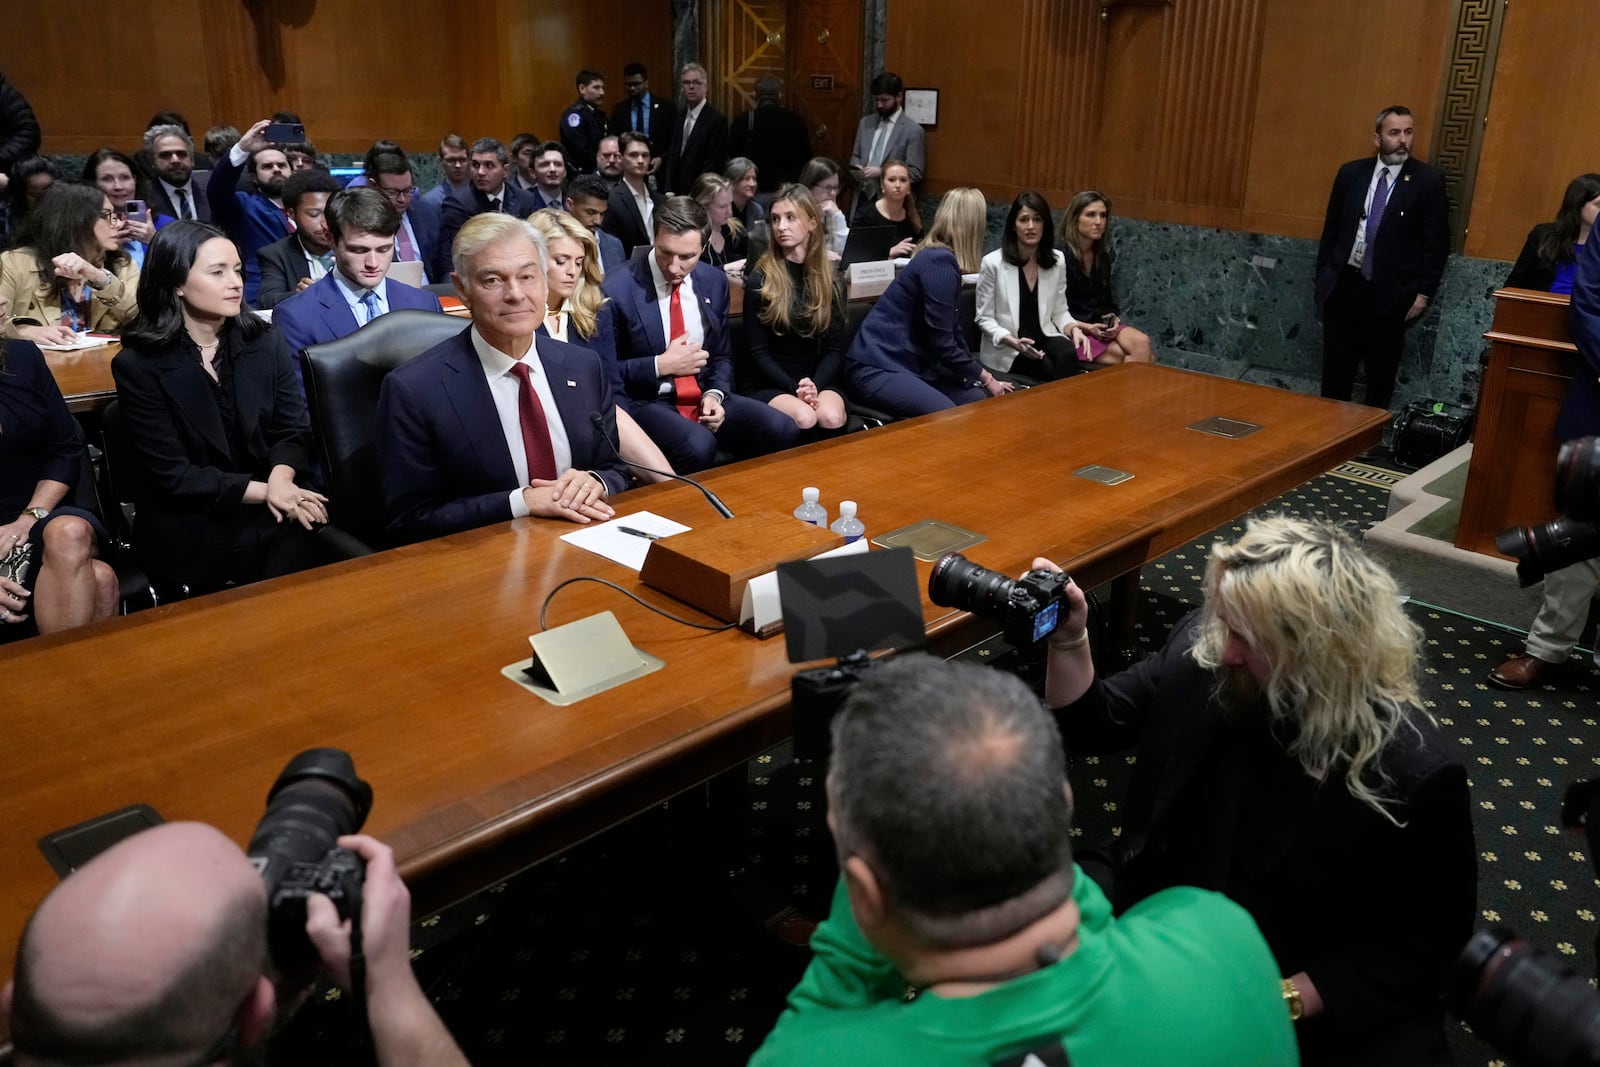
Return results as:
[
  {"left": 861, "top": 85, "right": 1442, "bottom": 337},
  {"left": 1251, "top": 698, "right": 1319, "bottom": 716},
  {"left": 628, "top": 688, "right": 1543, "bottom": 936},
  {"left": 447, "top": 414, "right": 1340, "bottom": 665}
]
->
[
  {"left": 754, "top": 653, "right": 1297, "bottom": 1066},
  {"left": 1040, "top": 516, "right": 1476, "bottom": 1067}
]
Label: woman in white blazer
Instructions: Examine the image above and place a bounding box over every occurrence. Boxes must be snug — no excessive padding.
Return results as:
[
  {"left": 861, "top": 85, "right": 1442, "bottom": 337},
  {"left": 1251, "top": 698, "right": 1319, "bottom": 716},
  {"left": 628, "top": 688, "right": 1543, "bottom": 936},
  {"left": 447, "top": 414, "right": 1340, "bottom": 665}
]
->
[{"left": 975, "top": 191, "right": 1090, "bottom": 380}]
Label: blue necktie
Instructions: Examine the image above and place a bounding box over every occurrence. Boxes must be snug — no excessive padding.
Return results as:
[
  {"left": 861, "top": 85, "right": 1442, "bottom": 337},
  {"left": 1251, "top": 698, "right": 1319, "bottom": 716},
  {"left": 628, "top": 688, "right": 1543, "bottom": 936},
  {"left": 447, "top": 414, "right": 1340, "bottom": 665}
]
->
[
  {"left": 1361, "top": 170, "right": 1391, "bottom": 281},
  {"left": 360, "top": 289, "right": 381, "bottom": 325}
]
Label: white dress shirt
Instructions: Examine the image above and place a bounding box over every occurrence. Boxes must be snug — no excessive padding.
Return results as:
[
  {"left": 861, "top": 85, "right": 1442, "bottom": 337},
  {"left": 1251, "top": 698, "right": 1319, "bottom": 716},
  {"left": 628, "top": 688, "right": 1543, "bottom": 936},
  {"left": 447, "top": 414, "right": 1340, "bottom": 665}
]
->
[
  {"left": 159, "top": 178, "right": 200, "bottom": 220},
  {"left": 470, "top": 328, "right": 575, "bottom": 518}
]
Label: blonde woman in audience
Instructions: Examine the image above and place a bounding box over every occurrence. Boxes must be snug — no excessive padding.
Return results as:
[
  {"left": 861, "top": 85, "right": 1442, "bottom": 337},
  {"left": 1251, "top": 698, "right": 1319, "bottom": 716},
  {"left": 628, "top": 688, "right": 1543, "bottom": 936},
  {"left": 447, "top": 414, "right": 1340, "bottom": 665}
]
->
[
  {"left": 527, "top": 209, "right": 677, "bottom": 482},
  {"left": 741, "top": 184, "right": 847, "bottom": 433},
  {"left": 690, "top": 173, "right": 747, "bottom": 273},
  {"left": 799, "top": 157, "right": 849, "bottom": 258},
  {"left": 844, "top": 188, "right": 1013, "bottom": 418},
  {"left": 851, "top": 158, "right": 920, "bottom": 258},
  {"left": 976, "top": 190, "right": 1090, "bottom": 382},
  {"left": 1058, "top": 190, "right": 1154, "bottom": 365},
  {"left": 0, "top": 183, "right": 139, "bottom": 346}
]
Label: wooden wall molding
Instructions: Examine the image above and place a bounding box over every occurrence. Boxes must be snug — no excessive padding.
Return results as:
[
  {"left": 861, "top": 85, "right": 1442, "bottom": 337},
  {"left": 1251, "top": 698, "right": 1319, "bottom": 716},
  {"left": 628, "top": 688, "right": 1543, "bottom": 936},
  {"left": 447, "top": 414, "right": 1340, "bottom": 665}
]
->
[{"left": 1431, "top": 0, "right": 1506, "bottom": 253}]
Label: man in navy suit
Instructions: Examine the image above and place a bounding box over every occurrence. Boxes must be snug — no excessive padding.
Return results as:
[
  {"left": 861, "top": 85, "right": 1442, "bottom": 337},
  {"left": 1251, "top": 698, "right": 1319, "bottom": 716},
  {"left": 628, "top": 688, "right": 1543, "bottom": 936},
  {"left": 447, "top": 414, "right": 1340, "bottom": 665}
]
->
[
  {"left": 610, "top": 62, "right": 676, "bottom": 176},
  {"left": 274, "top": 189, "right": 444, "bottom": 372},
  {"left": 661, "top": 63, "right": 728, "bottom": 196},
  {"left": 377, "top": 213, "right": 630, "bottom": 541},
  {"left": 567, "top": 174, "right": 625, "bottom": 276},
  {"left": 420, "top": 134, "right": 471, "bottom": 210},
  {"left": 254, "top": 169, "right": 342, "bottom": 309},
  {"left": 526, "top": 142, "right": 568, "bottom": 212},
  {"left": 367, "top": 149, "right": 440, "bottom": 283},
  {"left": 207, "top": 118, "right": 295, "bottom": 303},
  {"left": 1489, "top": 221, "right": 1600, "bottom": 689},
  {"left": 603, "top": 196, "right": 799, "bottom": 473},
  {"left": 433, "top": 137, "right": 535, "bottom": 281},
  {"left": 603, "top": 133, "right": 660, "bottom": 258},
  {"left": 1314, "top": 105, "right": 1450, "bottom": 410}
]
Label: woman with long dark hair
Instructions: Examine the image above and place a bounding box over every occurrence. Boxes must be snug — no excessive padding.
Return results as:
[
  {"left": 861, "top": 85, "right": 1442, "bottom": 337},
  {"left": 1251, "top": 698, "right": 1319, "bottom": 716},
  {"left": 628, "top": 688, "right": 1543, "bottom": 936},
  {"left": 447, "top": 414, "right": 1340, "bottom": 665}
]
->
[
  {"left": 1505, "top": 173, "right": 1600, "bottom": 293},
  {"left": 742, "top": 184, "right": 847, "bottom": 432},
  {"left": 0, "top": 294, "right": 119, "bottom": 643},
  {"left": 975, "top": 190, "right": 1090, "bottom": 381},
  {"left": 0, "top": 182, "right": 139, "bottom": 346},
  {"left": 111, "top": 220, "right": 330, "bottom": 592},
  {"left": 1058, "top": 191, "right": 1154, "bottom": 365},
  {"left": 84, "top": 147, "right": 159, "bottom": 267}
]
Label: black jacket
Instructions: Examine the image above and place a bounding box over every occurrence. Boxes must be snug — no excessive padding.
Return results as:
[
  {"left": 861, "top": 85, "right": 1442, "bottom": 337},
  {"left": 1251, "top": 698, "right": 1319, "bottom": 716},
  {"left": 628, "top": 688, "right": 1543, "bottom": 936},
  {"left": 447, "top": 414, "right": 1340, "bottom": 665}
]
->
[
  {"left": 1314, "top": 156, "right": 1450, "bottom": 317},
  {"left": 0, "top": 73, "right": 40, "bottom": 172}
]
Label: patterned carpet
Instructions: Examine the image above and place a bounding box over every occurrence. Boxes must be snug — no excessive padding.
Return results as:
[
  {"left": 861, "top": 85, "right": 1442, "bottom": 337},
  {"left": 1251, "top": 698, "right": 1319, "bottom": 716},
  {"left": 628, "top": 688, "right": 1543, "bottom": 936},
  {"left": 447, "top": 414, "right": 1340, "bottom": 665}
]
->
[{"left": 272, "top": 462, "right": 1600, "bottom": 1067}]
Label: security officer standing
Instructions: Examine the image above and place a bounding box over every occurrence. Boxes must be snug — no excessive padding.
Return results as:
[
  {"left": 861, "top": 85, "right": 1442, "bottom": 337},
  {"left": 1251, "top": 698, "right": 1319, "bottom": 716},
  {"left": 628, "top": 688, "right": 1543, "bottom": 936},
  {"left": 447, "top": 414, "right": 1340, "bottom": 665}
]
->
[{"left": 560, "top": 69, "right": 609, "bottom": 175}]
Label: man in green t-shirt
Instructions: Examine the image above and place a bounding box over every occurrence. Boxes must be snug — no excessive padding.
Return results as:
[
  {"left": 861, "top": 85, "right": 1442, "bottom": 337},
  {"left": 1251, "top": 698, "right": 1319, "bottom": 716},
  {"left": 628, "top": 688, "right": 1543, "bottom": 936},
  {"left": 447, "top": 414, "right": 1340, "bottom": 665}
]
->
[{"left": 752, "top": 654, "right": 1298, "bottom": 1067}]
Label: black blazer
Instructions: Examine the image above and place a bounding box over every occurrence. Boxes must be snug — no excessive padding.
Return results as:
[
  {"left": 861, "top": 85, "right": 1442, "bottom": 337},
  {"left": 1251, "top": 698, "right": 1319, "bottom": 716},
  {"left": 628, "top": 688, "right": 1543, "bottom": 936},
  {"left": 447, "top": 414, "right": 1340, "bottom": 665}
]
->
[
  {"left": 661, "top": 104, "right": 728, "bottom": 196},
  {"left": 602, "top": 181, "right": 662, "bottom": 258},
  {"left": 609, "top": 94, "right": 677, "bottom": 159},
  {"left": 434, "top": 182, "right": 537, "bottom": 280},
  {"left": 1504, "top": 222, "right": 1566, "bottom": 293},
  {"left": 254, "top": 234, "right": 314, "bottom": 310},
  {"left": 1058, "top": 611, "right": 1475, "bottom": 1067},
  {"left": 146, "top": 176, "right": 212, "bottom": 225},
  {"left": 727, "top": 104, "right": 812, "bottom": 190},
  {"left": 1314, "top": 156, "right": 1450, "bottom": 317}
]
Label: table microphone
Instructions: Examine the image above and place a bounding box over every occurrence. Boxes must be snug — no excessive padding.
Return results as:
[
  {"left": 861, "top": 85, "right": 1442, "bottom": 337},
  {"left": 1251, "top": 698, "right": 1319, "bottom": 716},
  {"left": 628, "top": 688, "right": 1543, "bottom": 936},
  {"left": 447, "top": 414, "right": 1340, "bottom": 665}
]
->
[{"left": 590, "top": 411, "right": 735, "bottom": 518}]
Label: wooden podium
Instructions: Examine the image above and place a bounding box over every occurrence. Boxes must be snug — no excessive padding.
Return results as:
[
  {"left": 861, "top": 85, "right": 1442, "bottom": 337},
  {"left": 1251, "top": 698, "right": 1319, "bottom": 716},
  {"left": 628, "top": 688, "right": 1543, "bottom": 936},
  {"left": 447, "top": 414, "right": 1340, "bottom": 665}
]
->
[{"left": 1456, "top": 288, "right": 1577, "bottom": 557}]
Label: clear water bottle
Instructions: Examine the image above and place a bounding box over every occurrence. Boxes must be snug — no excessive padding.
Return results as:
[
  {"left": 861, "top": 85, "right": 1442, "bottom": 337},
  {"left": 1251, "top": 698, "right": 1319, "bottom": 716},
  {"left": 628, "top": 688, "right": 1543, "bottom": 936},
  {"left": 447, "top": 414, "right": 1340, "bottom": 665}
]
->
[
  {"left": 831, "top": 500, "right": 865, "bottom": 543},
  {"left": 793, "top": 486, "right": 828, "bottom": 528}
]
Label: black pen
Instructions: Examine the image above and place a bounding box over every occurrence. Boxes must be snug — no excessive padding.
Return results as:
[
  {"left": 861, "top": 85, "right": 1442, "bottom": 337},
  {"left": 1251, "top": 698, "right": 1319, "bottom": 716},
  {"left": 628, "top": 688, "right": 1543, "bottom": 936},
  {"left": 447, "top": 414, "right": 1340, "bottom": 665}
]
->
[{"left": 617, "top": 525, "right": 661, "bottom": 541}]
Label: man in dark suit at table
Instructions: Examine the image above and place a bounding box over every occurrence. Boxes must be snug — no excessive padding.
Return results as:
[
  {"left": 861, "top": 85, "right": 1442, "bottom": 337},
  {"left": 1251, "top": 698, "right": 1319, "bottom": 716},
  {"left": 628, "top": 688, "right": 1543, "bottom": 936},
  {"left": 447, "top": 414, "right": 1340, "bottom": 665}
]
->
[
  {"left": 142, "top": 124, "right": 210, "bottom": 223},
  {"left": 567, "top": 173, "right": 626, "bottom": 276},
  {"left": 377, "top": 213, "right": 630, "bottom": 541},
  {"left": 274, "top": 189, "right": 443, "bottom": 369},
  {"left": 255, "top": 169, "right": 342, "bottom": 309},
  {"left": 603, "top": 196, "right": 799, "bottom": 472},
  {"left": 367, "top": 149, "right": 440, "bottom": 284},
  {"left": 1489, "top": 214, "right": 1600, "bottom": 689},
  {"left": 603, "top": 132, "right": 661, "bottom": 258},
  {"left": 849, "top": 72, "right": 925, "bottom": 207},
  {"left": 207, "top": 118, "right": 296, "bottom": 304},
  {"left": 610, "top": 62, "right": 675, "bottom": 176},
  {"left": 1314, "top": 105, "right": 1449, "bottom": 410},
  {"left": 661, "top": 63, "right": 728, "bottom": 196},
  {"left": 433, "top": 137, "right": 534, "bottom": 280}
]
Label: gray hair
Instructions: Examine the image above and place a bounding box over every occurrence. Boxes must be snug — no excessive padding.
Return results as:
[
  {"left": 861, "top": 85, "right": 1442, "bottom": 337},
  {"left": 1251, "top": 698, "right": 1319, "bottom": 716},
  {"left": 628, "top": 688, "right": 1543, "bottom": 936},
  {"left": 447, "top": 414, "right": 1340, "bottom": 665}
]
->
[
  {"left": 143, "top": 124, "right": 193, "bottom": 153},
  {"left": 469, "top": 136, "right": 508, "bottom": 164},
  {"left": 451, "top": 212, "right": 548, "bottom": 279}
]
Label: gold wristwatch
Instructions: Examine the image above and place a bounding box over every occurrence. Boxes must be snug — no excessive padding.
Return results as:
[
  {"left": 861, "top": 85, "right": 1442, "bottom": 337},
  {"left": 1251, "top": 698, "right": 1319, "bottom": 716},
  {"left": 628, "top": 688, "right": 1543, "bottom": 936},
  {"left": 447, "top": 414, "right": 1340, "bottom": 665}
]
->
[{"left": 1282, "top": 977, "right": 1304, "bottom": 1021}]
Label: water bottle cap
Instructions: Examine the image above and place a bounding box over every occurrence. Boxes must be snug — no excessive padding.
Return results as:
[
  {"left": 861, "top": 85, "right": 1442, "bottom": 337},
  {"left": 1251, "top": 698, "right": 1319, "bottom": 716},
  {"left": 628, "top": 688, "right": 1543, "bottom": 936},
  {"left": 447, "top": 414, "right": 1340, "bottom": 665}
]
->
[
  {"left": 840, "top": 500, "right": 857, "bottom": 516},
  {"left": 803, "top": 487, "right": 820, "bottom": 502}
]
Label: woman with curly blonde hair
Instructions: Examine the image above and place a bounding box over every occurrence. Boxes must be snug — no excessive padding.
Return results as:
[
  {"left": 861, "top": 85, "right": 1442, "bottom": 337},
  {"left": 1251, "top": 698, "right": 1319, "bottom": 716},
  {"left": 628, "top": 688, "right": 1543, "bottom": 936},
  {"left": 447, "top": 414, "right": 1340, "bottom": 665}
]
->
[{"left": 1038, "top": 515, "right": 1474, "bottom": 1066}]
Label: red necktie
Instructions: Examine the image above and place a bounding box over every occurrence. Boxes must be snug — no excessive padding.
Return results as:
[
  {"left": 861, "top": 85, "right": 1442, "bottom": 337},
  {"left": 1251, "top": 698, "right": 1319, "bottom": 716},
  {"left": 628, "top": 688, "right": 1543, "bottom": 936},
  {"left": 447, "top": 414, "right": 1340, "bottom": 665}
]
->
[
  {"left": 509, "top": 362, "right": 558, "bottom": 481},
  {"left": 670, "top": 283, "right": 701, "bottom": 420}
]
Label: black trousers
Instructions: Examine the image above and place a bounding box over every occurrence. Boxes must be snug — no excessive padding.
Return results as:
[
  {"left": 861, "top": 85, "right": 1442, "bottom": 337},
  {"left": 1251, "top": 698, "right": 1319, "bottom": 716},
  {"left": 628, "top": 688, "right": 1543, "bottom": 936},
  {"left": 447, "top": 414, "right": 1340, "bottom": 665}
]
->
[
  {"left": 1009, "top": 335, "right": 1084, "bottom": 381},
  {"left": 1320, "top": 266, "right": 1408, "bottom": 411}
]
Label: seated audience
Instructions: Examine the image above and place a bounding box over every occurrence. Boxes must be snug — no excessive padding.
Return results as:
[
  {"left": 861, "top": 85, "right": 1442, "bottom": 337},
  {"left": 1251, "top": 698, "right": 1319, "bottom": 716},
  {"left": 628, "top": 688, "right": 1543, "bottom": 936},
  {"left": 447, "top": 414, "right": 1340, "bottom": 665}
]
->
[
  {"left": 253, "top": 168, "right": 341, "bottom": 309},
  {"left": 525, "top": 141, "right": 568, "bottom": 212},
  {"left": 203, "top": 124, "right": 240, "bottom": 162},
  {"left": 433, "top": 137, "right": 534, "bottom": 280},
  {"left": 850, "top": 158, "right": 919, "bottom": 258},
  {"left": 367, "top": 148, "right": 440, "bottom": 283},
  {"left": 975, "top": 190, "right": 1088, "bottom": 381},
  {"left": 1042, "top": 515, "right": 1475, "bottom": 1066},
  {"left": 0, "top": 323, "right": 118, "bottom": 643},
  {"left": 528, "top": 208, "right": 677, "bottom": 481},
  {"left": 112, "top": 221, "right": 331, "bottom": 592},
  {"left": 507, "top": 132, "right": 540, "bottom": 196},
  {"left": 0, "top": 183, "right": 139, "bottom": 346},
  {"left": 751, "top": 653, "right": 1297, "bottom": 1066},
  {"left": 143, "top": 123, "right": 210, "bottom": 224},
  {"left": 284, "top": 141, "right": 319, "bottom": 173},
  {"left": 1, "top": 824, "right": 470, "bottom": 1067},
  {"left": 207, "top": 119, "right": 295, "bottom": 303},
  {"left": 798, "top": 157, "right": 848, "bottom": 258},
  {"left": 83, "top": 148, "right": 159, "bottom": 268},
  {"left": 274, "top": 188, "right": 443, "bottom": 365},
  {"left": 594, "top": 135, "right": 624, "bottom": 187},
  {"left": 690, "top": 172, "right": 747, "bottom": 272},
  {"left": 603, "top": 196, "right": 801, "bottom": 472},
  {"left": 420, "top": 134, "right": 471, "bottom": 209},
  {"left": 1058, "top": 190, "right": 1154, "bottom": 364},
  {"left": 741, "top": 184, "right": 846, "bottom": 433},
  {"left": 1505, "top": 172, "right": 1600, "bottom": 294},
  {"left": 377, "top": 213, "right": 630, "bottom": 541},
  {"left": 602, "top": 132, "right": 661, "bottom": 258},
  {"left": 723, "top": 156, "right": 765, "bottom": 228},
  {"left": 565, "top": 173, "right": 626, "bottom": 276},
  {"left": 844, "top": 188, "right": 1012, "bottom": 417},
  {"left": 3, "top": 156, "right": 59, "bottom": 246}
]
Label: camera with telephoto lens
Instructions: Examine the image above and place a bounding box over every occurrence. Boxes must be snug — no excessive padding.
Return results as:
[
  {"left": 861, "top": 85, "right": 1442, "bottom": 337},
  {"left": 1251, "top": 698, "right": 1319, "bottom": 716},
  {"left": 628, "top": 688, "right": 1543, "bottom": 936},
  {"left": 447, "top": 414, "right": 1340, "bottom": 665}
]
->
[
  {"left": 247, "top": 748, "right": 373, "bottom": 974},
  {"left": 1497, "top": 437, "right": 1600, "bottom": 586},
  {"left": 928, "top": 552, "right": 1071, "bottom": 648},
  {"left": 1448, "top": 925, "right": 1600, "bottom": 1066}
]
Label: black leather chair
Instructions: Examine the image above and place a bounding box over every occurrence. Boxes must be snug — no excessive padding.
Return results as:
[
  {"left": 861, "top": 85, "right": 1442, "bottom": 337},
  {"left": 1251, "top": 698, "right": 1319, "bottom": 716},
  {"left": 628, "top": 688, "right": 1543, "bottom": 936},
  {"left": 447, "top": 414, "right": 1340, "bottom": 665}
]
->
[
  {"left": 424, "top": 281, "right": 457, "bottom": 299},
  {"left": 300, "top": 309, "right": 467, "bottom": 548}
]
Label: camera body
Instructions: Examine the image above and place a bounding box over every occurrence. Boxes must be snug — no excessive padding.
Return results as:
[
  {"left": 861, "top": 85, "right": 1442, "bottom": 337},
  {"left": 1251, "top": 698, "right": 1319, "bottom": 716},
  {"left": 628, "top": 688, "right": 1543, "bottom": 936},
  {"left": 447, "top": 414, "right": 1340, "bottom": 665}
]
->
[
  {"left": 791, "top": 650, "right": 877, "bottom": 762},
  {"left": 929, "top": 552, "right": 1071, "bottom": 648},
  {"left": 1496, "top": 436, "right": 1600, "bottom": 585}
]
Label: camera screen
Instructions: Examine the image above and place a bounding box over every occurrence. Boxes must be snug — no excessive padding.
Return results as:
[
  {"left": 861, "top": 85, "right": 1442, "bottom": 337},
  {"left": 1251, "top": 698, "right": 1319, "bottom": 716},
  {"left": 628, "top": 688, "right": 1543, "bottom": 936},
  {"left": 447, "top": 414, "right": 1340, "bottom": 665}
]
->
[{"left": 1031, "top": 601, "right": 1061, "bottom": 644}]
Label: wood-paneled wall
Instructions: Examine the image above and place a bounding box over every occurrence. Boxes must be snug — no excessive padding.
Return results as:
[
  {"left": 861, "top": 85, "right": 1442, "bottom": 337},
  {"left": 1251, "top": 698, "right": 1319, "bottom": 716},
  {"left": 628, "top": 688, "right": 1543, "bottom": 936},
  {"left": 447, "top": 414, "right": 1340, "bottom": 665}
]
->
[{"left": 0, "top": 0, "right": 671, "bottom": 158}]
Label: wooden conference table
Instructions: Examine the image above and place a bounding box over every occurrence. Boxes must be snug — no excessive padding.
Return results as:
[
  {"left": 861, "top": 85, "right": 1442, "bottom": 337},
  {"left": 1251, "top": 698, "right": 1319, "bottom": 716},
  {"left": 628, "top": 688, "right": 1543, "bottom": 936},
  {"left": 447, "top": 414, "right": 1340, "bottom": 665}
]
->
[{"left": 0, "top": 364, "right": 1386, "bottom": 989}]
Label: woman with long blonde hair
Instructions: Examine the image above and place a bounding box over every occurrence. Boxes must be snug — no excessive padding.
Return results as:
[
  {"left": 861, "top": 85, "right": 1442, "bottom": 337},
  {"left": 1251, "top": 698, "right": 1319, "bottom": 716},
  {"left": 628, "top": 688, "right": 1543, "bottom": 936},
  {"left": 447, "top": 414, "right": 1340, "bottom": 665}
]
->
[
  {"left": 843, "top": 188, "right": 1013, "bottom": 418},
  {"left": 527, "top": 209, "right": 677, "bottom": 481},
  {"left": 689, "top": 173, "right": 747, "bottom": 272},
  {"left": 741, "top": 184, "right": 846, "bottom": 432}
]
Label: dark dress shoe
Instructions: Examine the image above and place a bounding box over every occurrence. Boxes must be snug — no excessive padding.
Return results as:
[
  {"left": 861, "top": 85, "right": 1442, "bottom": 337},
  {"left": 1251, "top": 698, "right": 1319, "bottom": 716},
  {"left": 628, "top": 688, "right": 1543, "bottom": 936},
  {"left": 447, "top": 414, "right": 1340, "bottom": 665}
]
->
[{"left": 1488, "top": 655, "right": 1560, "bottom": 690}]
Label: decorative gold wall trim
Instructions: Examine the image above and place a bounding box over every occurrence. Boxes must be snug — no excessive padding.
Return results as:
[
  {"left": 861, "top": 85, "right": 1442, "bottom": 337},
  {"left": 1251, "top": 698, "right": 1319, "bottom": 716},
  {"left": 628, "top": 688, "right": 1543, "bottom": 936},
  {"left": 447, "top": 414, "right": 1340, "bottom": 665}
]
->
[{"left": 1433, "top": 0, "right": 1506, "bottom": 252}]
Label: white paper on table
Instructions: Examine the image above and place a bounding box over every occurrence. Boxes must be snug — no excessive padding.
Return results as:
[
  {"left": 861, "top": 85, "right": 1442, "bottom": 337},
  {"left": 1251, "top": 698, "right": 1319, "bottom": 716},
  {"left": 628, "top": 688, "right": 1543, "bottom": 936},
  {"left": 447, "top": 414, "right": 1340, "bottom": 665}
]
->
[
  {"left": 37, "top": 334, "right": 115, "bottom": 351},
  {"left": 559, "top": 511, "right": 692, "bottom": 571},
  {"left": 740, "top": 536, "right": 871, "bottom": 632}
]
